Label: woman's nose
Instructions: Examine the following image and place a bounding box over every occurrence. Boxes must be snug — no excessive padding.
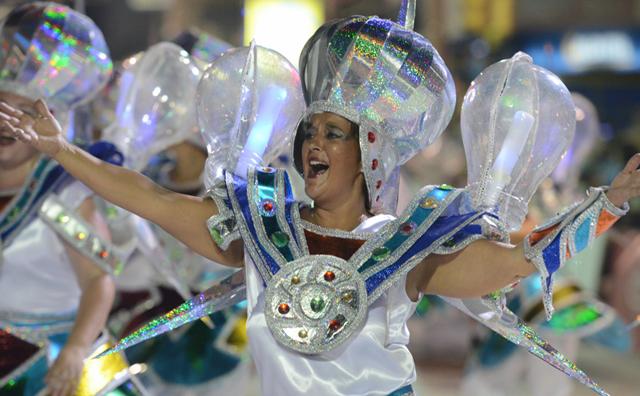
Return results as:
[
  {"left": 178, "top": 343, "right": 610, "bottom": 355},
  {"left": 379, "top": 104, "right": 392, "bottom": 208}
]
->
[{"left": 307, "top": 133, "right": 323, "bottom": 150}]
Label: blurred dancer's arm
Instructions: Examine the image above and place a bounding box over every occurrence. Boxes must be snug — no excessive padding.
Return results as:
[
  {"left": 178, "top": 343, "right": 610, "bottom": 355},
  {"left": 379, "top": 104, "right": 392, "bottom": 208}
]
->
[
  {"left": 45, "top": 198, "right": 114, "bottom": 396},
  {"left": 1, "top": 100, "right": 244, "bottom": 267}
]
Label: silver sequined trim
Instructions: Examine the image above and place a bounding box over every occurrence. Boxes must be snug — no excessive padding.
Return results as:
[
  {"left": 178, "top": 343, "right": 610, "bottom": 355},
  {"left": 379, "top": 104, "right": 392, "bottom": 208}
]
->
[
  {"left": 523, "top": 187, "right": 628, "bottom": 320},
  {"left": 206, "top": 181, "right": 241, "bottom": 251}
]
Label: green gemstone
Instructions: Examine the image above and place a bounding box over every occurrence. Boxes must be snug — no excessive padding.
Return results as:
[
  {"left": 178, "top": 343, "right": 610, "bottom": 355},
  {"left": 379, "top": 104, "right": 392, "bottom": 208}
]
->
[
  {"left": 270, "top": 231, "right": 290, "bottom": 248},
  {"left": 209, "top": 227, "right": 223, "bottom": 245},
  {"left": 310, "top": 296, "right": 326, "bottom": 313},
  {"left": 372, "top": 246, "right": 390, "bottom": 261},
  {"left": 443, "top": 239, "right": 456, "bottom": 248},
  {"left": 438, "top": 184, "right": 453, "bottom": 191}
]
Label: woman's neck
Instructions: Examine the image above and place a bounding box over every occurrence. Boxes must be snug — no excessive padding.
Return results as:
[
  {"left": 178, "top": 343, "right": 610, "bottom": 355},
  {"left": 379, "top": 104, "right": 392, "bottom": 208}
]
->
[{"left": 302, "top": 193, "right": 369, "bottom": 232}]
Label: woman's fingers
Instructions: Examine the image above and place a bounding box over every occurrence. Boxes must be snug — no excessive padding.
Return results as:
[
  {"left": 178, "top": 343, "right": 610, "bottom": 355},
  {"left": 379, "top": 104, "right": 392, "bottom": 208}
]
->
[
  {"left": 0, "top": 101, "right": 23, "bottom": 118},
  {"left": 2, "top": 120, "right": 28, "bottom": 141},
  {"left": 622, "top": 153, "right": 640, "bottom": 174},
  {"left": 0, "top": 110, "right": 20, "bottom": 125}
]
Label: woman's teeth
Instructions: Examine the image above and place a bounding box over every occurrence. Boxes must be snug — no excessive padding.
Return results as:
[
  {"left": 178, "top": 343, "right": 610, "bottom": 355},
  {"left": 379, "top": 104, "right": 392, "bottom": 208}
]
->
[{"left": 309, "top": 160, "right": 329, "bottom": 176}]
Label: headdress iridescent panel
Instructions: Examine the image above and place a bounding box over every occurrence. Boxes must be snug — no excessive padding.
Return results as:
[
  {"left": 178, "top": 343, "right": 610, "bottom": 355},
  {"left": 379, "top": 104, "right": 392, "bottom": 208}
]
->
[{"left": 0, "top": 2, "right": 112, "bottom": 111}]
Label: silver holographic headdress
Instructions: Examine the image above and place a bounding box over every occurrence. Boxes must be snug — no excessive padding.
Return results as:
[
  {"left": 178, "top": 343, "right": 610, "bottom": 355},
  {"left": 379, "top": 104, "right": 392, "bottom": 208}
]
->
[{"left": 293, "top": 0, "right": 456, "bottom": 213}]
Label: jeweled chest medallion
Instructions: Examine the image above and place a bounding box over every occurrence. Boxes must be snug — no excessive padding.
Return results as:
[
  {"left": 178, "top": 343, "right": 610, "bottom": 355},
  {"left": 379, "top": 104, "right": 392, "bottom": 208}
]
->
[{"left": 264, "top": 255, "right": 367, "bottom": 354}]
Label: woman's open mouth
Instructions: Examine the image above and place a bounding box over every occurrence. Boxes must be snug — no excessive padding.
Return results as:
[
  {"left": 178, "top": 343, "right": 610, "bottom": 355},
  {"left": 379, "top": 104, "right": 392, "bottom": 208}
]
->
[
  {"left": 308, "top": 160, "right": 329, "bottom": 178},
  {"left": 0, "top": 133, "right": 17, "bottom": 146}
]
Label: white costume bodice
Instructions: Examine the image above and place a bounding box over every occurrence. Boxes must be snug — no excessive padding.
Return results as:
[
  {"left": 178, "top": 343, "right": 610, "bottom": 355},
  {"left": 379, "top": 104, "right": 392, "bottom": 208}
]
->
[
  {"left": 245, "top": 215, "right": 419, "bottom": 395},
  {"left": 0, "top": 181, "right": 92, "bottom": 315}
]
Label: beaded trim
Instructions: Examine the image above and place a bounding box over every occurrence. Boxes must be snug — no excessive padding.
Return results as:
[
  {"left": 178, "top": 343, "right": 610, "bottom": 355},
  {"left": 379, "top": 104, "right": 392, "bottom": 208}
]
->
[
  {"left": 298, "top": 216, "right": 373, "bottom": 241},
  {"left": 351, "top": 186, "right": 459, "bottom": 278},
  {"left": 524, "top": 187, "right": 628, "bottom": 320},
  {"left": 38, "top": 195, "right": 123, "bottom": 276}
]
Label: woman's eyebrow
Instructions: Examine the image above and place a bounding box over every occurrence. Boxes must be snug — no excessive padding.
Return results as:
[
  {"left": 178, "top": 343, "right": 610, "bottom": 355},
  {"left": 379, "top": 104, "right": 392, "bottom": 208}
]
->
[{"left": 325, "top": 122, "right": 346, "bottom": 133}]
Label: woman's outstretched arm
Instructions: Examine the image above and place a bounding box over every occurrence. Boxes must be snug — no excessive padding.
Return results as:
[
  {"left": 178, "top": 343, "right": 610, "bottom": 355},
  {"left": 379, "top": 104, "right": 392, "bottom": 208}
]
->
[
  {"left": 408, "top": 153, "right": 640, "bottom": 300},
  {"left": 407, "top": 240, "right": 532, "bottom": 300},
  {"left": 0, "top": 99, "right": 243, "bottom": 267}
]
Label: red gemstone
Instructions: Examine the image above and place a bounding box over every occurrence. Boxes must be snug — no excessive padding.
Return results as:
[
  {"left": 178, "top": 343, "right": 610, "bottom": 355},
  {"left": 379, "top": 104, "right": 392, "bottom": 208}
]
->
[
  {"left": 324, "top": 271, "right": 335, "bottom": 282},
  {"left": 329, "top": 319, "right": 341, "bottom": 331},
  {"left": 99, "top": 250, "right": 109, "bottom": 259},
  {"left": 367, "top": 131, "right": 376, "bottom": 143},
  {"left": 278, "top": 303, "right": 290, "bottom": 314},
  {"left": 263, "top": 201, "right": 274, "bottom": 212},
  {"left": 371, "top": 159, "right": 378, "bottom": 170},
  {"left": 375, "top": 180, "right": 382, "bottom": 189}
]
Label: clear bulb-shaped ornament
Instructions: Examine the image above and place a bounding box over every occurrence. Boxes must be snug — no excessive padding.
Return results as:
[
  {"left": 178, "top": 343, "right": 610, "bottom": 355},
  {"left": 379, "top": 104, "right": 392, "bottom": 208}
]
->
[
  {"left": 462, "top": 52, "right": 576, "bottom": 231},
  {"left": 102, "top": 42, "right": 201, "bottom": 170},
  {"left": 196, "top": 41, "right": 305, "bottom": 189}
]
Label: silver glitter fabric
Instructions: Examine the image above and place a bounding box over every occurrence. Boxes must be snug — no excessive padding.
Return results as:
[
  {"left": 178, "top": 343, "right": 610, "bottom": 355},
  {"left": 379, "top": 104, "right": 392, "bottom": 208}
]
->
[
  {"left": 524, "top": 187, "right": 628, "bottom": 320},
  {"left": 293, "top": 3, "right": 456, "bottom": 213},
  {"left": 0, "top": 3, "right": 112, "bottom": 111}
]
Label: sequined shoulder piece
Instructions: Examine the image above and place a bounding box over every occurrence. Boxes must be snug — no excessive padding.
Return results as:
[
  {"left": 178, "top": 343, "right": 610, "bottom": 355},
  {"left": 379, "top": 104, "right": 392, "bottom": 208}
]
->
[
  {"left": 207, "top": 167, "right": 301, "bottom": 283},
  {"left": 346, "top": 184, "right": 487, "bottom": 302}
]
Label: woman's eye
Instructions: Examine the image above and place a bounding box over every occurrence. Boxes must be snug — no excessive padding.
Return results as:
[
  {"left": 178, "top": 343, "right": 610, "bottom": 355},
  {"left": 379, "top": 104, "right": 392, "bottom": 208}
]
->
[{"left": 327, "top": 129, "right": 344, "bottom": 139}]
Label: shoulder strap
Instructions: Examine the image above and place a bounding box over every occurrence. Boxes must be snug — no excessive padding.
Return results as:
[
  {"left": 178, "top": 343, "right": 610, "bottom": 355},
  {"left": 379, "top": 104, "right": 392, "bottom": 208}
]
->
[
  {"left": 350, "top": 185, "right": 486, "bottom": 302},
  {"left": 38, "top": 194, "right": 123, "bottom": 275},
  {"left": 0, "top": 157, "right": 68, "bottom": 246}
]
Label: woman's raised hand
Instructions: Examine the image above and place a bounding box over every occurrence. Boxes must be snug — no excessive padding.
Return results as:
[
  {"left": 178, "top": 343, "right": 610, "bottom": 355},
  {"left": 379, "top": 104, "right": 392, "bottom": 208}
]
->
[
  {"left": 607, "top": 153, "right": 640, "bottom": 208},
  {"left": 0, "top": 98, "right": 67, "bottom": 157}
]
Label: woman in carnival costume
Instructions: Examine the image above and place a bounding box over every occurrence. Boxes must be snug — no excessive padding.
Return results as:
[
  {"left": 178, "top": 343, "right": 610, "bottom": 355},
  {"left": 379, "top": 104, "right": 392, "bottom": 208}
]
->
[
  {"left": 0, "top": 3, "right": 140, "bottom": 396},
  {"left": 3, "top": 1, "right": 640, "bottom": 395}
]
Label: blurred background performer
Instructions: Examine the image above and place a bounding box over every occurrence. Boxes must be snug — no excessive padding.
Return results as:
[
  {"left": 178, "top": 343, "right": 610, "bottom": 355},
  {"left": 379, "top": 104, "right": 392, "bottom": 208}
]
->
[
  {"left": 0, "top": 3, "right": 144, "bottom": 396},
  {"left": 90, "top": 35, "right": 250, "bottom": 396},
  {"left": 461, "top": 95, "right": 632, "bottom": 396}
]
